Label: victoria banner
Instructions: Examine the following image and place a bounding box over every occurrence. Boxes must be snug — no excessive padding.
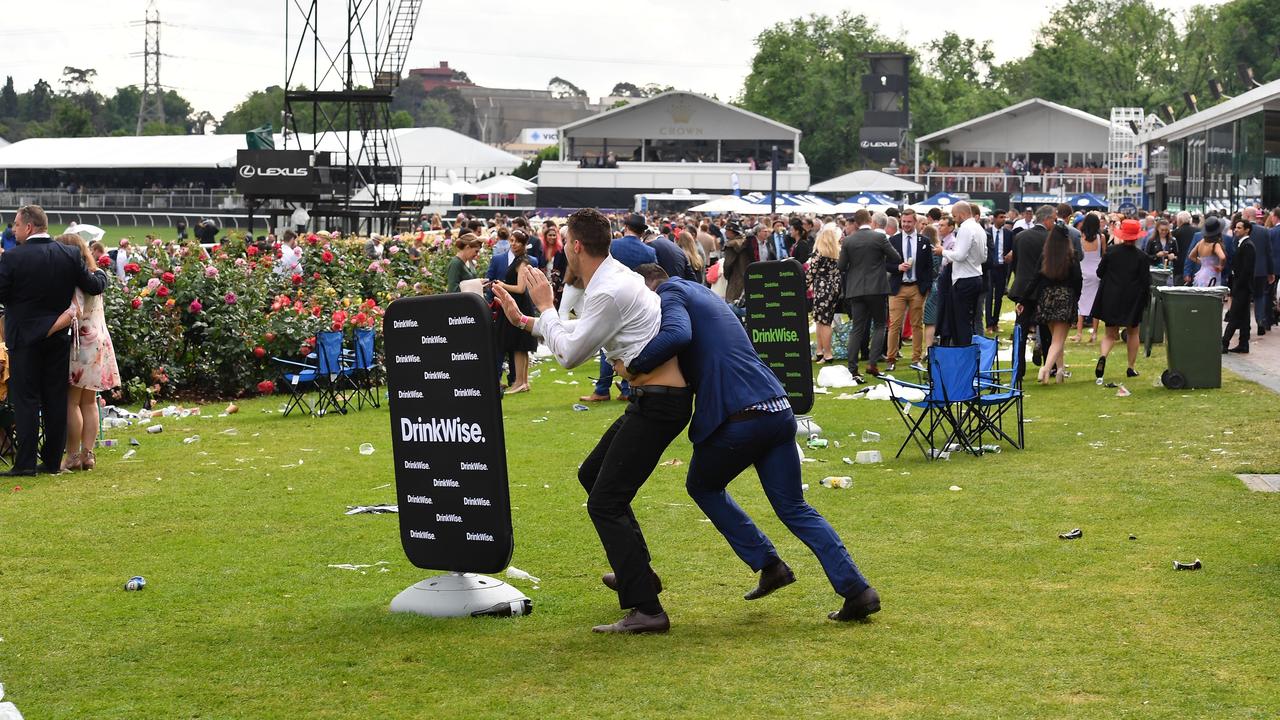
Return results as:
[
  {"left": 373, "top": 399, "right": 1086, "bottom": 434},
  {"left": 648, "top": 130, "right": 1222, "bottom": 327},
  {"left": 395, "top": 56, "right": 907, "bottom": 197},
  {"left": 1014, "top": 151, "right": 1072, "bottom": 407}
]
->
[
  {"left": 383, "top": 294, "right": 514, "bottom": 573},
  {"left": 234, "top": 149, "right": 318, "bottom": 197},
  {"left": 745, "top": 260, "right": 814, "bottom": 414}
]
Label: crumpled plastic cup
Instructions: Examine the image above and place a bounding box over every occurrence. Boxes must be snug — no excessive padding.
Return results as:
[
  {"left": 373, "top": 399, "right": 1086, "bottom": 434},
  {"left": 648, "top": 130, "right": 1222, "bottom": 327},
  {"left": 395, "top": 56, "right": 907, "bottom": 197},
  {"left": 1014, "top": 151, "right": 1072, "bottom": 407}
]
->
[{"left": 359, "top": 443, "right": 375, "bottom": 455}]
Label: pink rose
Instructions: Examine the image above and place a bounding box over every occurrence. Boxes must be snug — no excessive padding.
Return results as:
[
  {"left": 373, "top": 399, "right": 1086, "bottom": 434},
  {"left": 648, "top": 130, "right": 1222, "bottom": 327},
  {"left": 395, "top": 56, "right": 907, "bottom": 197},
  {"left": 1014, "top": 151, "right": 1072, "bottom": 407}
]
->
[
  {"left": 224, "top": 292, "right": 237, "bottom": 305},
  {"left": 147, "top": 278, "right": 161, "bottom": 291},
  {"left": 204, "top": 265, "right": 219, "bottom": 278},
  {"left": 188, "top": 299, "right": 203, "bottom": 314}
]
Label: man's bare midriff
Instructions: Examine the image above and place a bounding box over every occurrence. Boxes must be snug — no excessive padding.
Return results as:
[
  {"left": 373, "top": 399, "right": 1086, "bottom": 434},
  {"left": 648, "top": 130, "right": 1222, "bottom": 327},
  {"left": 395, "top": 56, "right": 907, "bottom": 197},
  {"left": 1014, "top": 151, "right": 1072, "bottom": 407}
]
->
[{"left": 628, "top": 356, "right": 686, "bottom": 388}]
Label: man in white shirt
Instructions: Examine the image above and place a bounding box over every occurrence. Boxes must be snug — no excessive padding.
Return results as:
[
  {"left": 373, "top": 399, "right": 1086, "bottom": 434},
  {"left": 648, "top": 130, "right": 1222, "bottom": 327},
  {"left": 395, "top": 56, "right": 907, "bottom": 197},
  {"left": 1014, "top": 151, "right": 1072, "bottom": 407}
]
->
[
  {"left": 941, "top": 202, "right": 987, "bottom": 345},
  {"left": 114, "top": 238, "right": 132, "bottom": 284},
  {"left": 274, "top": 232, "right": 302, "bottom": 276},
  {"left": 1013, "top": 206, "right": 1034, "bottom": 231},
  {"left": 494, "top": 208, "right": 690, "bottom": 635},
  {"left": 290, "top": 204, "right": 310, "bottom": 233}
]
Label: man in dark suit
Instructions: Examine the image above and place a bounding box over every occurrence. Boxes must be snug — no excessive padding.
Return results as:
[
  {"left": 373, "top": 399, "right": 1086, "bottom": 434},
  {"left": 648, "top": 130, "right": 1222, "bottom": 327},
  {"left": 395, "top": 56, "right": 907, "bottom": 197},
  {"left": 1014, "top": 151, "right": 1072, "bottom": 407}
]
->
[
  {"left": 837, "top": 209, "right": 902, "bottom": 382},
  {"left": 884, "top": 208, "right": 933, "bottom": 370},
  {"left": 985, "top": 210, "right": 1013, "bottom": 333},
  {"left": 1223, "top": 217, "right": 1257, "bottom": 353},
  {"left": 1242, "top": 208, "right": 1275, "bottom": 336},
  {"left": 1007, "top": 205, "right": 1055, "bottom": 380},
  {"left": 0, "top": 205, "right": 108, "bottom": 475},
  {"left": 623, "top": 265, "right": 880, "bottom": 623}
]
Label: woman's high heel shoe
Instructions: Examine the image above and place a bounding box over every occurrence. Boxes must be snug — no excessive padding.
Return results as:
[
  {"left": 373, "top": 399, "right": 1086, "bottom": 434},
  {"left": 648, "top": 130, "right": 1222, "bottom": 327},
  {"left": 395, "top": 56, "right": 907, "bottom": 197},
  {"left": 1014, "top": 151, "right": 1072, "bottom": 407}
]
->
[
  {"left": 82, "top": 450, "right": 96, "bottom": 471},
  {"left": 63, "top": 452, "right": 82, "bottom": 472}
]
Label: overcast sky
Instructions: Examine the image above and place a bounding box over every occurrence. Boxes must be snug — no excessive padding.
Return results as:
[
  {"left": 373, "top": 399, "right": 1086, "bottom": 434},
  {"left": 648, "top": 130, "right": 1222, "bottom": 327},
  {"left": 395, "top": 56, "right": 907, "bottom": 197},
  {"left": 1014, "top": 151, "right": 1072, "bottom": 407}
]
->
[{"left": 6, "top": 0, "right": 1220, "bottom": 118}]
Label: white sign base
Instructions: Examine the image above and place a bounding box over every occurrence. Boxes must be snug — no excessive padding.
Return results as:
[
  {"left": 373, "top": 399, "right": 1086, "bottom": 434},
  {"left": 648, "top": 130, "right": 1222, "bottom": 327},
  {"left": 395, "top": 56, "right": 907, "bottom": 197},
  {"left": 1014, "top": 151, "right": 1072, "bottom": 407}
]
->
[{"left": 390, "top": 572, "right": 531, "bottom": 618}]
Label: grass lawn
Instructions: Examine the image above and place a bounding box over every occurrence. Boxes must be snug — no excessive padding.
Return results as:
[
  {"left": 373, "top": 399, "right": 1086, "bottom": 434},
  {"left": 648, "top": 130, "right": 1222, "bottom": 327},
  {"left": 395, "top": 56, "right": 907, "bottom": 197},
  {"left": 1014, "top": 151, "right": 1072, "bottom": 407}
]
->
[
  {"left": 2, "top": 339, "right": 1279, "bottom": 718},
  {"left": 48, "top": 225, "right": 189, "bottom": 247}
]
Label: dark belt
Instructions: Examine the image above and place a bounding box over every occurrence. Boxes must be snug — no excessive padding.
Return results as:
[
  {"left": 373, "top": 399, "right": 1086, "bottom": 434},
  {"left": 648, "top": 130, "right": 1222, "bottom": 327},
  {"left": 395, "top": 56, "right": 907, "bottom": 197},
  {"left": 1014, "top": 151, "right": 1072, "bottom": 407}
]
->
[
  {"left": 629, "top": 385, "right": 693, "bottom": 399},
  {"left": 728, "top": 408, "right": 769, "bottom": 422},
  {"left": 900, "top": 281, "right": 917, "bottom": 286}
]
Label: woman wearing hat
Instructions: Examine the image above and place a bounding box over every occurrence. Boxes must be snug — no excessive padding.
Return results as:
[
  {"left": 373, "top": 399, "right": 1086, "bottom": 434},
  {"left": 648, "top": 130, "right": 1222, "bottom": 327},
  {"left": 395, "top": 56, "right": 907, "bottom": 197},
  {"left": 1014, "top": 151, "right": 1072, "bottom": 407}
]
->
[{"left": 1090, "top": 218, "right": 1152, "bottom": 383}]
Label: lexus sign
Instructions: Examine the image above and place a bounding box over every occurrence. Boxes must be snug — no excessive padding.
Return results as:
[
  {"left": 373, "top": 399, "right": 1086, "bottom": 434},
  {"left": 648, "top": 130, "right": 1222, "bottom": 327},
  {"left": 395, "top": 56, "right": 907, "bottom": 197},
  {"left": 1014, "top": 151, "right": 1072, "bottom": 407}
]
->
[
  {"left": 858, "top": 126, "right": 904, "bottom": 163},
  {"left": 234, "top": 150, "right": 318, "bottom": 197}
]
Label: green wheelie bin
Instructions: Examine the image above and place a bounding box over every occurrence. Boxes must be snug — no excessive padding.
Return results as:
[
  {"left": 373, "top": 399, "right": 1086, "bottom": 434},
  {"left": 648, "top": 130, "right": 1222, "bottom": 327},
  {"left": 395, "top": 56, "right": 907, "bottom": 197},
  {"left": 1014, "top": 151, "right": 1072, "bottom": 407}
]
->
[
  {"left": 1139, "top": 268, "right": 1172, "bottom": 344},
  {"left": 1145, "top": 285, "right": 1229, "bottom": 389}
]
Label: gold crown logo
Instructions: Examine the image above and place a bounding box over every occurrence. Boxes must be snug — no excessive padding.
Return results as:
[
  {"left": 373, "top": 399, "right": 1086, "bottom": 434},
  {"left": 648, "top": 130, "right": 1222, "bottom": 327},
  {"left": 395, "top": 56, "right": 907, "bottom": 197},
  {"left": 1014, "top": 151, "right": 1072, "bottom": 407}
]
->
[{"left": 669, "top": 97, "right": 694, "bottom": 124}]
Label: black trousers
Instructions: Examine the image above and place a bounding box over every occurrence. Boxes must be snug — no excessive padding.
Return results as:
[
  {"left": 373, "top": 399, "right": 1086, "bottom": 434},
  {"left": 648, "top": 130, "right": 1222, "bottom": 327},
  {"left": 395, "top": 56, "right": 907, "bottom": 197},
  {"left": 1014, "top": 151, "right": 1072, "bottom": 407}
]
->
[
  {"left": 1013, "top": 299, "right": 1038, "bottom": 381},
  {"left": 1223, "top": 291, "right": 1251, "bottom": 348},
  {"left": 945, "top": 276, "right": 983, "bottom": 345},
  {"left": 578, "top": 391, "right": 693, "bottom": 609},
  {"left": 845, "top": 295, "right": 887, "bottom": 372},
  {"left": 986, "top": 265, "right": 1008, "bottom": 329},
  {"left": 8, "top": 331, "right": 73, "bottom": 471}
]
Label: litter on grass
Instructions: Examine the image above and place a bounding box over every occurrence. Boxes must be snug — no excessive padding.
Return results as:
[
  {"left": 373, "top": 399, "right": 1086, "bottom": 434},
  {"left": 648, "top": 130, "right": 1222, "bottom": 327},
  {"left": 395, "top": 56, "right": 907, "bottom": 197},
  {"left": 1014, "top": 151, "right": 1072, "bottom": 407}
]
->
[
  {"left": 328, "top": 561, "right": 391, "bottom": 571},
  {"left": 505, "top": 566, "right": 541, "bottom": 584},
  {"left": 345, "top": 505, "right": 398, "bottom": 515}
]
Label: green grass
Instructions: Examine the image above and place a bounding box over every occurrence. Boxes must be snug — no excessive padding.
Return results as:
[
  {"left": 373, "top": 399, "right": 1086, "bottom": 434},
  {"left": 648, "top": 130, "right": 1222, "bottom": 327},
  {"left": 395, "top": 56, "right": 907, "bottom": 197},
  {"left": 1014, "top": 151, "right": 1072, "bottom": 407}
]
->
[
  {"left": 2, "top": 340, "right": 1279, "bottom": 719},
  {"left": 50, "top": 225, "right": 184, "bottom": 247}
]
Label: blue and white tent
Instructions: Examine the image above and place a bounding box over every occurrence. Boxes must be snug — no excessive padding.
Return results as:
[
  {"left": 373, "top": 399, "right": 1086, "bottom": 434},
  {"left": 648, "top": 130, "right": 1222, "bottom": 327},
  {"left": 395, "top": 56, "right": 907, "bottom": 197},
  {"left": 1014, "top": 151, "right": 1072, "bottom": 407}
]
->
[
  {"left": 1065, "top": 193, "right": 1108, "bottom": 210},
  {"left": 831, "top": 192, "right": 895, "bottom": 214}
]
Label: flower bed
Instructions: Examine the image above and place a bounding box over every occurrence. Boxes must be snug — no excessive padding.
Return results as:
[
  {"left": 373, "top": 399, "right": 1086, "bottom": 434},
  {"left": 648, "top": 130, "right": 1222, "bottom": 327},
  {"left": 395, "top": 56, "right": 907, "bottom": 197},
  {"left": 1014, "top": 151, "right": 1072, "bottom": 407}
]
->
[{"left": 103, "top": 232, "right": 488, "bottom": 400}]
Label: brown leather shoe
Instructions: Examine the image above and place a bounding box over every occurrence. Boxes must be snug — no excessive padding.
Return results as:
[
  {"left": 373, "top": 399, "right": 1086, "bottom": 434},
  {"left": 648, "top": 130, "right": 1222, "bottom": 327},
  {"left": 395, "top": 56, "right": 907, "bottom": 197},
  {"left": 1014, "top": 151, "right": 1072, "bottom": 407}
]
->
[
  {"left": 744, "top": 559, "right": 795, "bottom": 600},
  {"left": 591, "top": 609, "right": 670, "bottom": 634},
  {"left": 866, "top": 364, "right": 883, "bottom": 378},
  {"left": 829, "top": 586, "right": 881, "bottom": 622},
  {"left": 578, "top": 393, "right": 610, "bottom": 402},
  {"left": 602, "top": 570, "right": 663, "bottom": 594}
]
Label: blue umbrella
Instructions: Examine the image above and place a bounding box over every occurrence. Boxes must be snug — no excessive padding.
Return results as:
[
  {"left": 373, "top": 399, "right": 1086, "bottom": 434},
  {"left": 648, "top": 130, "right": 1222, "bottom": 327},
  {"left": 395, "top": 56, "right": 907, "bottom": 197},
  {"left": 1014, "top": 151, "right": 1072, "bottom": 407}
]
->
[
  {"left": 918, "top": 192, "right": 966, "bottom": 208},
  {"left": 840, "top": 192, "right": 895, "bottom": 206},
  {"left": 1066, "top": 193, "right": 1108, "bottom": 210},
  {"left": 750, "top": 192, "right": 800, "bottom": 207}
]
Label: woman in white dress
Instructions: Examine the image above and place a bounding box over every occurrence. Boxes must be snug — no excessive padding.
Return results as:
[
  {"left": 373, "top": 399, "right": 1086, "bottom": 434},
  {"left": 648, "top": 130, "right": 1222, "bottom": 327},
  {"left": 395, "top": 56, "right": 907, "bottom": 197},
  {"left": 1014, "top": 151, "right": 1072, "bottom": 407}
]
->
[{"left": 1072, "top": 213, "right": 1105, "bottom": 343}]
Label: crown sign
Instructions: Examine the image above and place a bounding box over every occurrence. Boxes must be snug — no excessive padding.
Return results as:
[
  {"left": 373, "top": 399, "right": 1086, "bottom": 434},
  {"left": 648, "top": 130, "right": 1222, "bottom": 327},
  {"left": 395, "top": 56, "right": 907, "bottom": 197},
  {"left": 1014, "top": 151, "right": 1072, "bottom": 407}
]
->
[{"left": 668, "top": 97, "right": 694, "bottom": 124}]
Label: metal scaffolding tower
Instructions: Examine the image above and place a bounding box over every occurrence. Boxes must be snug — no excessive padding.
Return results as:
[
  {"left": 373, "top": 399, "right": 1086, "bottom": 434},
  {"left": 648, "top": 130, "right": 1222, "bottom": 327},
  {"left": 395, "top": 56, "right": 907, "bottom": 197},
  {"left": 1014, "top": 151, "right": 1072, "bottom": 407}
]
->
[
  {"left": 1107, "top": 107, "right": 1145, "bottom": 212},
  {"left": 283, "top": 0, "right": 423, "bottom": 234},
  {"left": 135, "top": 0, "right": 166, "bottom": 134}
]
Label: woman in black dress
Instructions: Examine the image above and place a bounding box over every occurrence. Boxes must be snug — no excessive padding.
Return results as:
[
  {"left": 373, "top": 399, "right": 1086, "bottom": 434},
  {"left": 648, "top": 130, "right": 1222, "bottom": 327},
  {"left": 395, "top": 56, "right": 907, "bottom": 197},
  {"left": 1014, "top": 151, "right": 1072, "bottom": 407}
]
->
[
  {"left": 1091, "top": 218, "right": 1152, "bottom": 382},
  {"left": 494, "top": 230, "right": 538, "bottom": 394},
  {"left": 1020, "top": 225, "right": 1082, "bottom": 384}
]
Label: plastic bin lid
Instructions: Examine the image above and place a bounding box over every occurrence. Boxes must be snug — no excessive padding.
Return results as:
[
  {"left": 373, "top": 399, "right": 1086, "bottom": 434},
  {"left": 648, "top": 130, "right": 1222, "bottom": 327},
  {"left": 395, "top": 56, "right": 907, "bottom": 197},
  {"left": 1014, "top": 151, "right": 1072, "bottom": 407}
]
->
[{"left": 1156, "top": 285, "right": 1229, "bottom": 298}]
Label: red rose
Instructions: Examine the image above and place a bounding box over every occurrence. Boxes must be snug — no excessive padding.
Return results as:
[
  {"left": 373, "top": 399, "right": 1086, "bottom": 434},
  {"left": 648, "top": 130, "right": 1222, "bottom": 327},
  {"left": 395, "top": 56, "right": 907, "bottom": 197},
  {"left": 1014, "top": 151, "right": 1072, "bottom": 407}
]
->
[
  {"left": 312, "top": 271, "right": 321, "bottom": 280},
  {"left": 97, "top": 255, "right": 112, "bottom": 268},
  {"left": 188, "top": 299, "right": 203, "bottom": 314},
  {"left": 264, "top": 332, "right": 277, "bottom": 343},
  {"left": 257, "top": 380, "right": 275, "bottom": 395},
  {"left": 311, "top": 306, "right": 322, "bottom": 317},
  {"left": 211, "top": 244, "right": 221, "bottom": 253},
  {"left": 156, "top": 285, "right": 170, "bottom": 298},
  {"left": 299, "top": 344, "right": 312, "bottom": 356},
  {"left": 321, "top": 250, "right": 334, "bottom": 264},
  {"left": 161, "top": 272, "right": 175, "bottom": 284},
  {"left": 270, "top": 301, "right": 282, "bottom": 312},
  {"left": 247, "top": 245, "right": 259, "bottom": 256},
  {"left": 253, "top": 346, "right": 266, "bottom": 359},
  {"left": 353, "top": 312, "right": 368, "bottom": 326},
  {"left": 124, "top": 262, "right": 141, "bottom": 274},
  {"left": 331, "top": 320, "right": 343, "bottom": 331},
  {"left": 307, "top": 234, "right": 319, "bottom": 246},
  {"left": 291, "top": 274, "right": 303, "bottom": 286},
  {"left": 131, "top": 298, "right": 143, "bottom": 309}
]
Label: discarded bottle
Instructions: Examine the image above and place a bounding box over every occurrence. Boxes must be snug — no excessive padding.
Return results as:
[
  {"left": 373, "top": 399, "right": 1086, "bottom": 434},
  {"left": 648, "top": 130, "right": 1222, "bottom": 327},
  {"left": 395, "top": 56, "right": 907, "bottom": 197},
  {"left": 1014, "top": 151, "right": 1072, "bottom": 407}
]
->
[
  {"left": 855, "top": 450, "right": 882, "bottom": 464},
  {"left": 182, "top": 435, "right": 201, "bottom": 444},
  {"left": 861, "top": 430, "right": 881, "bottom": 443},
  {"left": 358, "top": 443, "right": 375, "bottom": 455},
  {"left": 122, "top": 449, "right": 137, "bottom": 460},
  {"left": 819, "top": 476, "right": 852, "bottom": 489},
  {"left": 1172, "top": 559, "right": 1202, "bottom": 571},
  {"left": 1058, "top": 528, "right": 1083, "bottom": 540},
  {"left": 806, "top": 435, "right": 828, "bottom": 449},
  {"left": 504, "top": 566, "right": 541, "bottom": 583},
  {"left": 471, "top": 598, "right": 533, "bottom": 618},
  {"left": 146, "top": 425, "right": 163, "bottom": 434},
  {"left": 98, "top": 439, "right": 118, "bottom": 447},
  {"left": 929, "top": 449, "right": 951, "bottom": 460},
  {"left": 981, "top": 444, "right": 1002, "bottom": 454},
  {"left": 124, "top": 575, "right": 147, "bottom": 591}
]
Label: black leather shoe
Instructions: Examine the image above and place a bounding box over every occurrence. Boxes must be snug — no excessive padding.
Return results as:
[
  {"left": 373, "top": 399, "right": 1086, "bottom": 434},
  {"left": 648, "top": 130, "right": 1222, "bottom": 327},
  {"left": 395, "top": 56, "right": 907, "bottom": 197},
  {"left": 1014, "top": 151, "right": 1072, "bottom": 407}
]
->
[
  {"left": 1, "top": 468, "right": 37, "bottom": 477},
  {"left": 591, "top": 609, "right": 670, "bottom": 634},
  {"left": 744, "top": 560, "right": 795, "bottom": 600},
  {"left": 602, "top": 570, "right": 663, "bottom": 594},
  {"left": 1228, "top": 345, "right": 1250, "bottom": 354},
  {"left": 829, "top": 586, "right": 881, "bottom": 622}
]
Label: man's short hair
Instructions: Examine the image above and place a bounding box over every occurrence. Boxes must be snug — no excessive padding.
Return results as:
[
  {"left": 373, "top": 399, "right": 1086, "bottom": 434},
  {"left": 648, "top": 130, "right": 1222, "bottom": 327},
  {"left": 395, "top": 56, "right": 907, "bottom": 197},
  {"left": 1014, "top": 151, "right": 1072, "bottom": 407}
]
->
[
  {"left": 15, "top": 204, "right": 48, "bottom": 230},
  {"left": 283, "top": 229, "right": 298, "bottom": 243},
  {"left": 851, "top": 209, "right": 872, "bottom": 225},
  {"left": 635, "top": 262, "right": 669, "bottom": 286},
  {"left": 900, "top": 207, "right": 917, "bottom": 217},
  {"left": 871, "top": 211, "right": 888, "bottom": 229},
  {"left": 566, "top": 208, "right": 613, "bottom": 257},
  {"left": 1034, "top": 205, "right": 1057, "bottom": 223},
  {"left": 993, "top": 209, "right": 1007, "bottom": 217},
  {"left": 1056, "top": 203, "right": 1073, "bottom": 219},
  {"left": 927, "top": 208, "right": 943, "bottom": 221},
  {"left": 467, "top": 219, "right": 484, "bottom": 233}
]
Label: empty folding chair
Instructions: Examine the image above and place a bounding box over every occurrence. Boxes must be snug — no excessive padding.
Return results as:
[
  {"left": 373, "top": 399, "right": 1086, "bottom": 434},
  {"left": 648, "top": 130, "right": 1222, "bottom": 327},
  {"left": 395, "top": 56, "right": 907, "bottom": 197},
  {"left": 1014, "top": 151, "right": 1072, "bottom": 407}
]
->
[{"left": 884, "top": 343, "right": 982, "bottom": 460}]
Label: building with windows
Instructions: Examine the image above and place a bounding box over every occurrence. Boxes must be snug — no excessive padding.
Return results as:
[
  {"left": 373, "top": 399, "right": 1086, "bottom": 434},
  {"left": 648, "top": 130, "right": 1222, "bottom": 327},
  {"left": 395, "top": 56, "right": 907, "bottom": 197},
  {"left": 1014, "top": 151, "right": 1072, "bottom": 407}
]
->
[
  {"left": 1138, "top": 78, "right": 1280, "bottom": 213},
  {"left": 537, "top": 91, "right": 806, "bottom": 208}
]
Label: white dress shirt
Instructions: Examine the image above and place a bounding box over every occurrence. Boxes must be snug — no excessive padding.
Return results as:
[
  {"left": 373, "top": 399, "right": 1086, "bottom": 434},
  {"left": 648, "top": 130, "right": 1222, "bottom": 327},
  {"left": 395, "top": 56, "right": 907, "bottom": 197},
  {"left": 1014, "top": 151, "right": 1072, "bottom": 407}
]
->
[
  {"left": 900, "top": 232, "right": 918, "bottom": 283},
  {"left": 534, "top": 255, "right": 660, "bottom": 368},
  {"left": 944, "top": 217, "right": 986, "bottom": 281}
]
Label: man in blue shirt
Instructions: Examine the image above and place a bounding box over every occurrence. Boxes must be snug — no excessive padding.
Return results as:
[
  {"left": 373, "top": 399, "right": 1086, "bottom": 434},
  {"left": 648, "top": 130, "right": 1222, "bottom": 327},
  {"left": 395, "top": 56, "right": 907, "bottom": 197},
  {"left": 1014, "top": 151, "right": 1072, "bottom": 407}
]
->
[
  {"left": 620, "top": 264, "right": 880, "bottom": 623},
  {"left": 1, "top": 223, "right": 16, "bottom": 252},
  {"left": 579, "top": 214, "right": 656, "bottom": 403}
]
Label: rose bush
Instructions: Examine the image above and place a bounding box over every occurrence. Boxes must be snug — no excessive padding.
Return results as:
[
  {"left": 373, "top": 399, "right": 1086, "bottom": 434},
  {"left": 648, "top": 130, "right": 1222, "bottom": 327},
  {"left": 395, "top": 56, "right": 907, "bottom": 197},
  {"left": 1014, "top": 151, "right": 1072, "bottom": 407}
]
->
[{"left": 103, "top": 231, "right": 488, "bottom": 400}]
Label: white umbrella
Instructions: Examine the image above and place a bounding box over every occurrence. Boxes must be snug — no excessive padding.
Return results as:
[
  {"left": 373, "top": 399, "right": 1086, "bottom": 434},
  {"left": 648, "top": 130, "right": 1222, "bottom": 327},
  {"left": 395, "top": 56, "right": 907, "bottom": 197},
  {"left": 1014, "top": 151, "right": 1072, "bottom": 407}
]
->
[
  {"left": 687, "top": 195, "right": 766, "bottom": 214},
  {"left": 809, "top": 169, "right": 925, "bottom": 194},
  {"left": 477, "top": 176, "right": 534, "bottom": 196}
]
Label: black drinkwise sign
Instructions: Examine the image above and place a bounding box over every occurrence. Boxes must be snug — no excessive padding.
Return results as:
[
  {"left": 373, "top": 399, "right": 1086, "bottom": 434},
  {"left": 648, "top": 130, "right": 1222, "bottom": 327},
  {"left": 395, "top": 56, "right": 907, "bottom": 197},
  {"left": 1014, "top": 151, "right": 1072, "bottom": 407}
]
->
[
  {"left": 745, "top": 260, "right": 814, "bottom": 414},
  {"left": 383, "top": 294, "right": 514, "bottom": 573}
]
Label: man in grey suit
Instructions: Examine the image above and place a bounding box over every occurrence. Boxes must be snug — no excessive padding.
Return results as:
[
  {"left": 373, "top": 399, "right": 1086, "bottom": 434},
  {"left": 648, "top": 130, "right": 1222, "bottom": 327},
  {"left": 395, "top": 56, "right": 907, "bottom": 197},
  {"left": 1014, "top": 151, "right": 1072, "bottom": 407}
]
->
[{"left": 838, "top": 209, "right": 902, "bottom": 382}]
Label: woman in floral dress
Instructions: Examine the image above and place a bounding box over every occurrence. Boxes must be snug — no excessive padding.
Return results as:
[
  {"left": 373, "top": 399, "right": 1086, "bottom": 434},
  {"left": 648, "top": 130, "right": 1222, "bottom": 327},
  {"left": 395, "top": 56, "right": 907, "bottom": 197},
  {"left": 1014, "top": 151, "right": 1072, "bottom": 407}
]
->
[
  {"left": 806, "top": 222, "right": 843, "bottom": 363},
  {"left": 57, "top": 234, "right": 120, "bottom": 470}
]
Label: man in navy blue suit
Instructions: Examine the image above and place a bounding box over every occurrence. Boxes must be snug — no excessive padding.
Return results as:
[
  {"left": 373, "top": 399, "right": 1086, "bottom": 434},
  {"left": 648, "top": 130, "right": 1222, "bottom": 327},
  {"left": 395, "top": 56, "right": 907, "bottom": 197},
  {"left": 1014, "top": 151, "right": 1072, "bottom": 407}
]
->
[
  {"left": 985, "top": 210, "right": 1013, "bottom": 333},
  {"left": 619, "top": 264, "right": 880, "bottom": 623}
]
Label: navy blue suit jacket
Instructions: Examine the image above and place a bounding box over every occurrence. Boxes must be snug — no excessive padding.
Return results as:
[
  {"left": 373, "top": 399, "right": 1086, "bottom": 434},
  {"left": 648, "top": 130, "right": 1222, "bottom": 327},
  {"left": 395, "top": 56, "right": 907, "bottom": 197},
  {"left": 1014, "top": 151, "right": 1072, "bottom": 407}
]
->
[
  {"left": 0, "top": 236, "right": 108, "bottom": 347},
  {"left": 885, "top": 231, "right": 934, "bottom": 295},
  {"left": 485, "top": 251, "right": 538, "bottom": 282},
  {"left": 630, "top": 278, "right": 787, "bottom": 444}
]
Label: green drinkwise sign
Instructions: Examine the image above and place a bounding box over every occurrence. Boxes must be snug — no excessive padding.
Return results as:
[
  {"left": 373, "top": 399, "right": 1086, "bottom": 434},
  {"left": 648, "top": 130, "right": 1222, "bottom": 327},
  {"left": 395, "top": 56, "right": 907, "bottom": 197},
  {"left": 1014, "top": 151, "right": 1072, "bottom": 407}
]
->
[{"left": 744, "top": 259, "right": 814, "bottom": 414}]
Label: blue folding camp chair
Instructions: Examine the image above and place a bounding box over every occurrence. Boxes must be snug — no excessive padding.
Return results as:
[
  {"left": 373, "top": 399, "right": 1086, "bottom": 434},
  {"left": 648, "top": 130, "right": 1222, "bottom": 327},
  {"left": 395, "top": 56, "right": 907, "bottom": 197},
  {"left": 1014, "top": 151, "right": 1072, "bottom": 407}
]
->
[
  {"left": 271, "top": 354, "right": 318, "bottom": 417},
  {"left": 884, "top": 344, "right": 982, "bottom": 460},
  {"left": 973, "top": 324, "right": 1026, "bottom": 449},
  {"left": 351, "top": 327, "right": 382, "bottom": 410},
  {"left": 312, "top": 330, "right": 356, "bottom": 416}
]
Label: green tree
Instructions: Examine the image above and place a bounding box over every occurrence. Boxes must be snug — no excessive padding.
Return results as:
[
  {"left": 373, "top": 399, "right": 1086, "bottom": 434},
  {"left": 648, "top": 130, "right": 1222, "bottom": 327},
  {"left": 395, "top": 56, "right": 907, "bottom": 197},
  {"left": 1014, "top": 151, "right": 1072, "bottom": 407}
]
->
[
  {"left": 220, "top": 86, "right": 287, "bottom": 134},
  {"left": 390, "top": 110, "right": 414, "bottom": 128},
  {"left": 417, "top": 98, "right": 455, "bottom": 128},
  {"left": 23, "top": 79, "right": 54, "bottom": 122},
  {"left": 740, "top": 12, "right": 909, "bottom": 179},
  {"left": 511, "top": 144, "right": 559, "bottom": 181},
  {"left": 51, "top": 101, "right": 93, "bottom": 137},
  {"left": 913, "top": 32, "right": 1007, "bottom": 138},
  {"left": 0, "top": 76, "right": 18, "bottom": 118},
  {"left": 548, "top": 76, "right": 587, "bottom": 99}
]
